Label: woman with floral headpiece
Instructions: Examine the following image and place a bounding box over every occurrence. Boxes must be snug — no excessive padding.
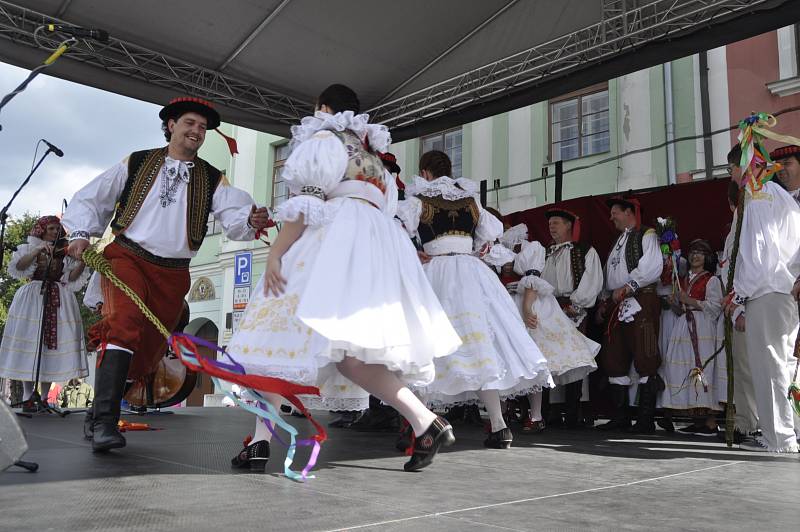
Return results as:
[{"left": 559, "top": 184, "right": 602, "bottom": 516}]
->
[{"left": 0, "top": 215, "right": 89, "bottom": 412}]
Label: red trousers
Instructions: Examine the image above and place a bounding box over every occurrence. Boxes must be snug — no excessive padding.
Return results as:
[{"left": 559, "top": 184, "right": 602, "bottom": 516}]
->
[{"left": 89, "top": 242, "right": 189, "bottom": 379}]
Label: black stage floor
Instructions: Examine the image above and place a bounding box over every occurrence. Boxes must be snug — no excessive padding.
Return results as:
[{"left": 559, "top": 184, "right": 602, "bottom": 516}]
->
[{"left": 1, "top": 407, "right": 797, "bottom": 531}]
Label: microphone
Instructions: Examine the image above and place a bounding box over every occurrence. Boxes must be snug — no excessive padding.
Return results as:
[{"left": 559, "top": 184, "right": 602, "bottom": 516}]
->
[
  {"left": 47, "top": 24, "right": 109, "bottom": 43},
  {"left": 42, "top": 139, "right": 64, "bottom": 157}
]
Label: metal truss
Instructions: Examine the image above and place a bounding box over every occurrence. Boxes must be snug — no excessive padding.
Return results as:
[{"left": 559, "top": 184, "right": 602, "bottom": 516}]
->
[
  {"left": 0, "top": 0, "right": 785, "bottom": 132},
  {"left": 0, "top": 1, "right": 307, "bottom": 126},
  {"left": 368, "top": 0, "right": 781, "bottom": 128}
]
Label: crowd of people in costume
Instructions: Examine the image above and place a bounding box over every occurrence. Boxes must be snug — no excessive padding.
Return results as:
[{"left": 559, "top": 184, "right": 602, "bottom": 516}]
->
[{"left": 2, "top": 82, "right": 798, "bottom": 478}]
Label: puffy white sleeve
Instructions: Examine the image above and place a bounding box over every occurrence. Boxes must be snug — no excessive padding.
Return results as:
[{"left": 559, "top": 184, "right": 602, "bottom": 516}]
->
[
  {"left": 61, "top": 161, "right": 128, "bottom": 238},
  {"left": 211, "top": 183, "right": 256, "bottom": 241},
  {"left": 629, "top": 229, "right": 663, "bottom": 290},
  {"left": 699, "top": 275, "right": 723, "bottom": 321},
  {"left": 274, "top": 130, "right": 348, "bottom": 226},
  {"left": 570, "top": 247, "right": 604, "bottom": 309},
  {"left": 83, "top": 271, "right": 103, "bottom": 310},
  {"left": 60, "top": 257, "right": 91, "bottom": 292},
  {"left": 518, "top": 275, "right": 555, "bottom": 297},
  {"left": 396, "top": 197, "right": 423, "bottom": 237},
  {"left": 382, "top": 169, "right": 399, "bottom": 219},
  {"left": 474, "top": 208, "right": 504, "bottom": 249},
  {"left": 7, "top": 243, "right": 36, "bottom": 280}
]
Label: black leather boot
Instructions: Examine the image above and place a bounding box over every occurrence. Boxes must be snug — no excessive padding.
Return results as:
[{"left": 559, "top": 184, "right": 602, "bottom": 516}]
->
[
  {"left": 403, "top": 416, "right": 455, "bottom": 472},
  {"left": 484, "top": 427, "right": 513, "bottom": 449},
  {"left": 564, "top": 380, "right": 583, "bottom": 428},
  {"left": 83, "top": 407, "right": 94, "bottom": 441},
  {"left": 231, "top": 439, "right": 270, "bottom": 472},
  {"left": 92, "top": 349, "right": 131, "bottom": 452},
  {"left": 628, "top": 379, "right": 657, "bottom": 434},
  {"left": 596, "top": 384, "right": 631, "bottom": 431}
]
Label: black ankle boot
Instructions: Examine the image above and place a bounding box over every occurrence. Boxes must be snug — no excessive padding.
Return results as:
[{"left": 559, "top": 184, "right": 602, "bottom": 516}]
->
[
  {"left": 484, "top": 427, "right": 513, "bottom": 449},
  {"left": 403, "top": 416, "right": 455, "bottom": 472},
  {"left": 564, "top": 380, "right": 583, "bottom": 428},
  {"left": 231, "top": 439, "right": 270, "bottom": 472},
  {"left": 596, "top": 384, "right": 631, "bottom": 431},
  {"left": 628, "top": 380, "right": 657, "bottom": 434},
  {"left": 83, "top": 407, "right": 94, "bottom": 441},
  {"left": 92, "top": 349, "right": 131, "bottom": 452}
]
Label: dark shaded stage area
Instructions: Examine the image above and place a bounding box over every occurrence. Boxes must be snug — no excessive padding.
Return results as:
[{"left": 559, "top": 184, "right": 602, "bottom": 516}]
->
[{"left": 1, "top": 407, "right": 797, "bottom": 531}]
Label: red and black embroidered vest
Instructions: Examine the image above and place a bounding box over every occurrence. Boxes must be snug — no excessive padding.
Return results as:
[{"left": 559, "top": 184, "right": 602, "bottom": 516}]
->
[
  {"left": 110, "top": 147, "right": 222, "bottom": 251},
  {"left": 417, "top": 194, "right": 481, "bottom": 246},
  {"left": 681, "top": 270, "right": 713, "bottom": 301}
]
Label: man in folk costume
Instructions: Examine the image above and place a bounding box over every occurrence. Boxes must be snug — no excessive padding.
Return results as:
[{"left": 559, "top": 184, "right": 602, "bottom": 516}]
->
[
  {"left": 541, "top": 208, "right": 603, "bottom": 428},
  {"left": 596, "top": 197, "right": 663, "bottom": 433},
  {"left": 724, "top": 144, "right": 800, "bottom": 452},
  {"left": 63, "top": 97, "right": 273, "bottom": 452}
]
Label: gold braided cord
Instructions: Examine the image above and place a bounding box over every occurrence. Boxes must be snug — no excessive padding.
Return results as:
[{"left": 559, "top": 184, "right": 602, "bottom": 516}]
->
[{"left": 82, "top": 247, "right": 171, "bottom": 339}]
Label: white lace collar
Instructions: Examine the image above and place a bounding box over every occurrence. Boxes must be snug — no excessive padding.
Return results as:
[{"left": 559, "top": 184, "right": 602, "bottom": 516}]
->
[
  {"left": 289, "top": 111, "right": 391, "bottom": 153},
  {"left": 163, "top": 156, "right": 193, "bottom": 183},
  {"left": 406, "top": 175, "right": 479, "bottom": 201}
]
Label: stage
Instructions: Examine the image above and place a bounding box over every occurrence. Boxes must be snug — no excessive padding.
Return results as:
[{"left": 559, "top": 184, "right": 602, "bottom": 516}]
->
[{"left": 1, "top": 407, "right": 797, "bottom": 531}]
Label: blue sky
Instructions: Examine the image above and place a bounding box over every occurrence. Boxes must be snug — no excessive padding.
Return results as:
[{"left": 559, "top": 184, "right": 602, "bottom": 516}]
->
[{"left": 0, "top": 61, "right": 164, "bottom": 219}]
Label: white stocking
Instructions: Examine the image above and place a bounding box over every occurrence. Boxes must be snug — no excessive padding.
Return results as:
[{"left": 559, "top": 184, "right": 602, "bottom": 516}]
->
[
  {"left": 477, "top": 389, "right": 507, "bottom": 432},
  {"left": 22, "top": 381, "right": 34, "bottom": 401},
  {"left": 251, "top": 392, "right": 283, "bottom": 443},
  {"left": 528, "top": 391, "right": 543, "bottom": 422},
  {"left": 336, "top": 357, "right": 436, "bottom": 436}
]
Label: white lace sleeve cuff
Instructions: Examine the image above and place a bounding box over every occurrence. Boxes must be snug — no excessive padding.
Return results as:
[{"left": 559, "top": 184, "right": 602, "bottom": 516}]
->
[
  {"left": 7, "top": 245, "right": 36, "bottom": 280},
  {"left": 274, "top": 195, "right": 336, "bottom": 226},
  {"left": 518, "top": 275, "right": 555, "bottom": 297},
  {"left": 481, "top": 243, "right": 515, "bottom": 267}
]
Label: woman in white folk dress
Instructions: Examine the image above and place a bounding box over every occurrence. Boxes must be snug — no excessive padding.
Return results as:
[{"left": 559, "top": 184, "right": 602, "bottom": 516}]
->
[
  {"left": 512, "top": 241, "right": 599, "bottom": 433},
  {"left": 658, "top": 238, "right": 726, "bottom": 436},
  {"left": 0, "top": 216, "right": 89, "bottom": 412},
  {"left": 226, "top": 85, "right": 462, "bottom": 472},
  {"left": 397, "top": 151, "right": 553, "bottom": 450}
]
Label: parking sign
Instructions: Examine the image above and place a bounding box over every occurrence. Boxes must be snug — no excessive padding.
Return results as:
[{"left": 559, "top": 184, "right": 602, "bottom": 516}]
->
[{"left": 234, "top": 252, "right": 252, "bottom": 286}]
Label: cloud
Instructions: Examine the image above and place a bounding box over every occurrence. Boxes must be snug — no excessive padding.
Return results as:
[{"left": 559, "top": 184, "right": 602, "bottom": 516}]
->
[
  {"left": 0, "top": 160, "right": 104, "bottom": 218},
  {"left": 0, "top": 61, "right": 164, "bottom": 218}
]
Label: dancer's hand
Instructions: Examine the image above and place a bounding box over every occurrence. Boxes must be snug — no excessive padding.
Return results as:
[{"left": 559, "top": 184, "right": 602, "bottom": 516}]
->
[
  {"left": 264, "top": 256, "right": 286, "bottom": 297},
  {"left": 734, "top": 313, "right": 746, "bottom": 332},
  {"left": 248, "top": 206, "right": 273, "bottom": 231},
  {"left": 612, "top": 285, "right": 631, "bottom": 303},
  {"left": 523, "top": 310, "right": 538, "bottom": 329},
  {"left": 417, "top": 250, "right": 432, "bottom": 264},
  {"left": 67, "top": 239, "right": 89, "bottom": 260},
  {"left": 792, "top": 279, "right": 800, "bottom": 301}
]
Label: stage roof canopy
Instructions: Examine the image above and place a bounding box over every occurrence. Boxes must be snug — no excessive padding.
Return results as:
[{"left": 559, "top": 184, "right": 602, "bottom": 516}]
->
[{"left": 0, "top": 0, "right": 795, "bottom": 141}]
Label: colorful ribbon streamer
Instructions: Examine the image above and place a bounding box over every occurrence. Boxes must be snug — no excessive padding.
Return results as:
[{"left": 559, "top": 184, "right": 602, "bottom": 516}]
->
[{"left": 170, "top": 332, "right": 327, "bottom": 481}]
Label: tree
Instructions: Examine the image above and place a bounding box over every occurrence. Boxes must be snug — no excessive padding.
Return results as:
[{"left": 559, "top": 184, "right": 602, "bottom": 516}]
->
[{"left": 0, "top": 212, "right": 38, "bottom": 337}]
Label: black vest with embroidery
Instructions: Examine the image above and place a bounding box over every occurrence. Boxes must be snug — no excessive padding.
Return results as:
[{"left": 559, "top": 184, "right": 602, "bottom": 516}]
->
[
  {"left": 110, "top": 147, "right": 222, "bottom": 252},
  {"left": 417, "top": 194, "right": 481, "bottom": 246},
  {"left": 623, "top": 226, "right": 651, "bottom": 274}
]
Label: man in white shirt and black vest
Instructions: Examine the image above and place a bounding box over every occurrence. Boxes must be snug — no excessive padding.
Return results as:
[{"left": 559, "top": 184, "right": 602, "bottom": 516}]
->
[
  {"left": 596, "top": 197, "right": 663, "bottom": 434},
  {"left": 63, "top": 97, "right": 272, "bottom": 453},
  {"left": 542, "top": 208, "right": 603, "bottom": 428}
]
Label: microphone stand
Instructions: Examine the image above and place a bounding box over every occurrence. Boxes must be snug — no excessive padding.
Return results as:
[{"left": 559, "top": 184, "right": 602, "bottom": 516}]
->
[{"left": 0, "top": 147, "right": 59, "bottom": 271}]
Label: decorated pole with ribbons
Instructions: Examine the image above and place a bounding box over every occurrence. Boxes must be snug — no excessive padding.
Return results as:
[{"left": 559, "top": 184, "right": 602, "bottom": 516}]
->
[
  {"left": 82, "top": 247, "right": 326, "bottom": 481},
  {"left": 717, "top": 112, "right": 800, "bottom": 446}
]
